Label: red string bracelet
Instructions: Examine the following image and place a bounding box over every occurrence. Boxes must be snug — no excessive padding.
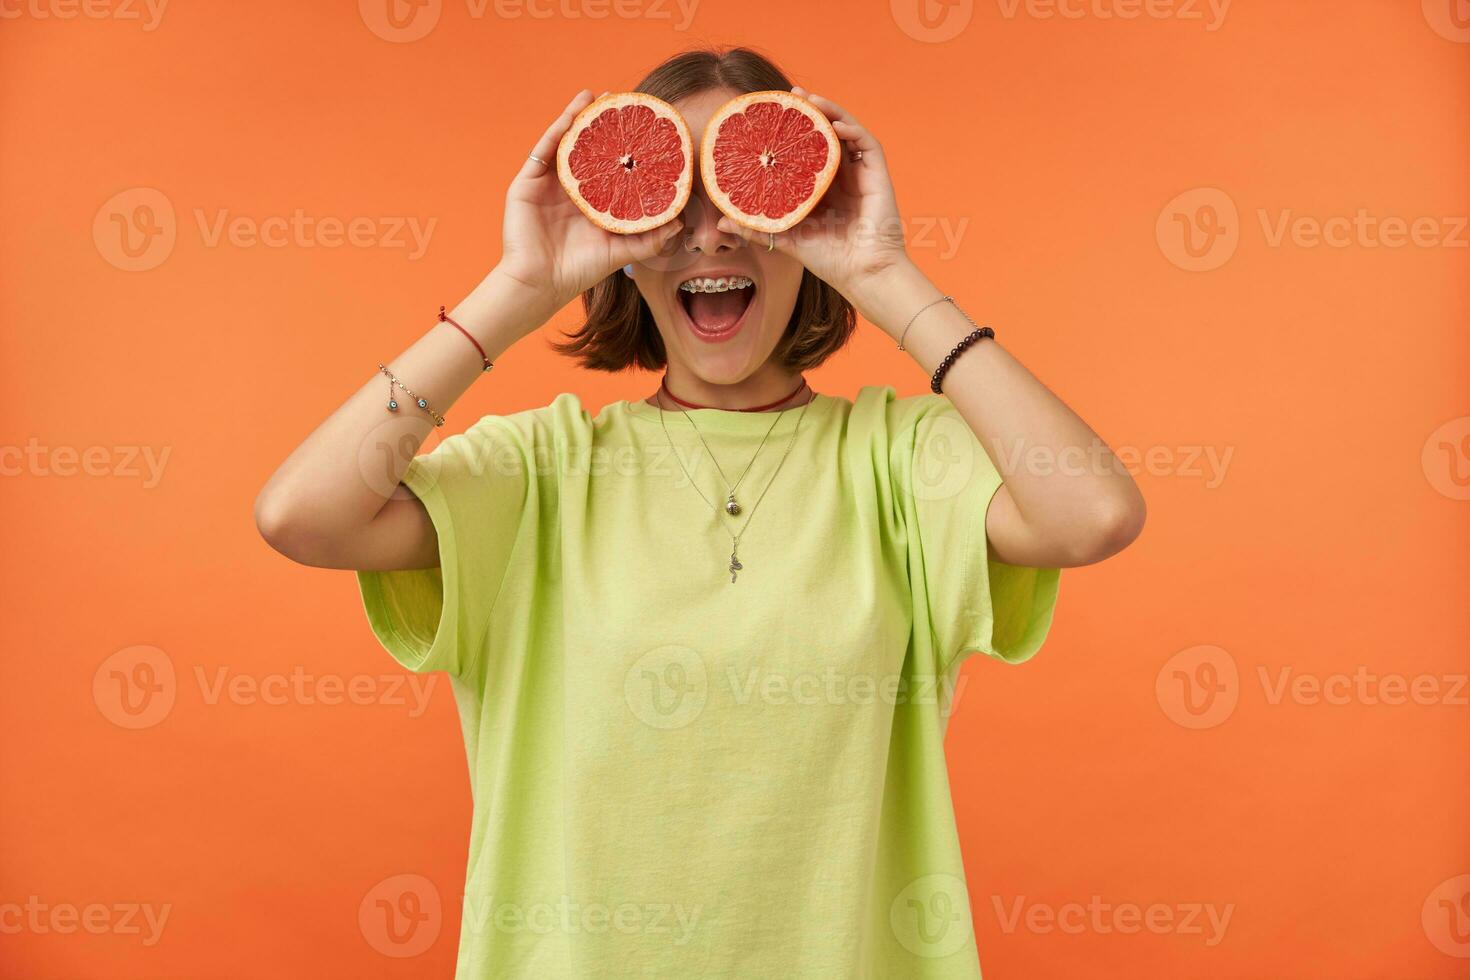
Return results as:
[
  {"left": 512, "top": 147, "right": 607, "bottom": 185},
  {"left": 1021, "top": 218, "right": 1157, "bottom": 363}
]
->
[{"left": 439, "top": 306, "right": 494, "bottom": 372}]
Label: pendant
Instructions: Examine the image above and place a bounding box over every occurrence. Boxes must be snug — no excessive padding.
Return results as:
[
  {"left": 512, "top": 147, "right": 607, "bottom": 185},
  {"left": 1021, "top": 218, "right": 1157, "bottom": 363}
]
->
[
  {"left": 725, "top": 492, "right": 740, "bottom": 516},
  {"left": 728, "top": 545, "right": 743, "bottom": 583}
]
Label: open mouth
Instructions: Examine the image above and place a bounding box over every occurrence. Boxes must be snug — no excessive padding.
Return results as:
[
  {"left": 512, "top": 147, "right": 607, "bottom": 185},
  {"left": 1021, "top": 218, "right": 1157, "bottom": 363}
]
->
[{"left": 676, "top": 274, "right": 757, "bottom": 342}]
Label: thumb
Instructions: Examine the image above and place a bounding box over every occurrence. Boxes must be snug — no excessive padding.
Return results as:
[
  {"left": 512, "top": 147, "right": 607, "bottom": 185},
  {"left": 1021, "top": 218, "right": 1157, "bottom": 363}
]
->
[
  {"left": 715, "top": 215, "right": 796, "bottom": 256},
  {"left": 620, "top": 217, "right": 685, "bottom": 263}
]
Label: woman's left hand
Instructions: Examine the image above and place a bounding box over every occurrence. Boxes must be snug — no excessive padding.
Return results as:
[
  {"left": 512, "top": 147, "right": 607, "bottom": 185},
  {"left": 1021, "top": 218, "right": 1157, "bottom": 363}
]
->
[{"left": 715, "top": 87, "right": 912, "bottom": 306}]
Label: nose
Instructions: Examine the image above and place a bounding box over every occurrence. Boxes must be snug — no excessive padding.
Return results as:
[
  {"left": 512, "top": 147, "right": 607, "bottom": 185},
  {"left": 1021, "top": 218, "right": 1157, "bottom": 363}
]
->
[{"left": 679, "top": 186, "right": 741, "bottom": 254}]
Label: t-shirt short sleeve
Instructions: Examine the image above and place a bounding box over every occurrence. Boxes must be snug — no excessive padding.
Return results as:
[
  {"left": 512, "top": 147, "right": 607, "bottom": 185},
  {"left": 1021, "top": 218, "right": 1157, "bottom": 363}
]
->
[
  {"left": 355, "top": 416, "right": 532, "bottom": 679},
  {"left": 889, "top": 392, "right": 1061, "bottom": 674}
]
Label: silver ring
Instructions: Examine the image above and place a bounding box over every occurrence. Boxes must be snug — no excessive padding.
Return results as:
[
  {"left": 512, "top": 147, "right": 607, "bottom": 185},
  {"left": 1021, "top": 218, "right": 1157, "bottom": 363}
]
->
[
  {"left": 528, "top": 153, "right": 549, "bottom": 167},
  {"left": 849, "top": 149, "right": 864, "bottom": 163},
  {"left": 767, "top": 233, "right": 774, "bottom": 252}
]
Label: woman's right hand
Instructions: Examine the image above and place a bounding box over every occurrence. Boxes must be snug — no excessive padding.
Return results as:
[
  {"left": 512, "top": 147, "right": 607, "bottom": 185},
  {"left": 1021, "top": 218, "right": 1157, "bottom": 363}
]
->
[{"left": 495, "top": 89, "right": 685, "bottom": 327}]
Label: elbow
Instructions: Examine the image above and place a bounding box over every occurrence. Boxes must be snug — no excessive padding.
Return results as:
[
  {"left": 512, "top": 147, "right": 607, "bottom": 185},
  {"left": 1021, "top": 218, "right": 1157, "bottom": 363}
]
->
[
  {"left": 253, "top": 488, "right": 294, "bottom": 555},
  {"left": 1065, "top": 490, "right": 1147, "bottom": 566},
  {"left": 254, "top": 488, "right": 320, "bottom": 565}
]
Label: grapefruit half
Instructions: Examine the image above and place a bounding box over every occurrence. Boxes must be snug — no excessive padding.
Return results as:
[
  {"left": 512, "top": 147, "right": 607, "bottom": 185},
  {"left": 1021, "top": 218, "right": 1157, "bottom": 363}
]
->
[
  {"left": 700, "top": 91, "right": 841, "bottom": 234},
  {"left": 556, "top": 92, "right": 693, "bottom": 235}
]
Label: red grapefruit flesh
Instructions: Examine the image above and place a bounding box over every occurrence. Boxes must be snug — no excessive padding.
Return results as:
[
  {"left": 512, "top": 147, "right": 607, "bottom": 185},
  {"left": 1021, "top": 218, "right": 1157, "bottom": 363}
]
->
[
  {"left": 557, "top": 92, "right": 693, "bottom": 235},
  {"left": 700, "top": 91, "right": 841, "bottom": 234}
]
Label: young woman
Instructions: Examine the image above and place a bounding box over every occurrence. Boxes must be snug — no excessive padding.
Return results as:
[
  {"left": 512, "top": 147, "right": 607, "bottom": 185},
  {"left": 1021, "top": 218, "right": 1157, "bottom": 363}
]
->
[{"left": 256, "top": 46, "right": 1144, "bottom": 980}]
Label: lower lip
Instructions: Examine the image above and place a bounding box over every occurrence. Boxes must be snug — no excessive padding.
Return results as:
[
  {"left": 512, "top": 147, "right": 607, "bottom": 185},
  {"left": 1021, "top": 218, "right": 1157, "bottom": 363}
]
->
[{"left": 677, "top": 287, "right": 756, "bottom": 344}]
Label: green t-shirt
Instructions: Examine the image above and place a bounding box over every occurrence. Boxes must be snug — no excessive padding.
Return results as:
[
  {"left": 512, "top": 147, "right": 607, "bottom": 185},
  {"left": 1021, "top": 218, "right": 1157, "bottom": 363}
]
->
[{"left": 356, "top": 384, "right": 1060, "bottom": 979}]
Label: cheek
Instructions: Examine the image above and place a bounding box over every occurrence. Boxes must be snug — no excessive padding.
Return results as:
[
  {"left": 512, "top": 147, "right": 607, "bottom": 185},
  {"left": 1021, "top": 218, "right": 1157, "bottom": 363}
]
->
[{"left": 756, "top": 260, "right": 806, "bottom": 331}]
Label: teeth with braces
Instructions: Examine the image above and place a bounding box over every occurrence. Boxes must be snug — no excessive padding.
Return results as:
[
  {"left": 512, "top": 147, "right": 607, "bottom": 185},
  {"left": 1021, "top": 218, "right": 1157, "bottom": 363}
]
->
[{"left": 678, "top": 276, "right": 754, "bottom": 293}]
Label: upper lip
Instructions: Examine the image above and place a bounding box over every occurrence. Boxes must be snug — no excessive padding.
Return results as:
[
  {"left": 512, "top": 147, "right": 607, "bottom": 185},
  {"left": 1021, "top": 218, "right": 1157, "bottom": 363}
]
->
[{"left": 676, "top": 267, "right": 756, "bottom": 288}]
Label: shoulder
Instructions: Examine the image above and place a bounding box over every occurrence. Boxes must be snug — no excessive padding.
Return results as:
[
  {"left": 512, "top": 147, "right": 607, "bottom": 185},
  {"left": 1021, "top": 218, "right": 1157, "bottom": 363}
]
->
[
  {"left": 840, "top": 384, "right": 957, "bottom": 438},
  {"left": 456, "top": 391, "right": 601, "bottom": 444}
]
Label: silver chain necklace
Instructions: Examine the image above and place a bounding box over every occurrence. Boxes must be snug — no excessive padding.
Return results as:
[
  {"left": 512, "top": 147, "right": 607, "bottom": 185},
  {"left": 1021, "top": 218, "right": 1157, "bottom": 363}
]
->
[{"left": 649, "top": 385, "right": 817, "bottom": 583}]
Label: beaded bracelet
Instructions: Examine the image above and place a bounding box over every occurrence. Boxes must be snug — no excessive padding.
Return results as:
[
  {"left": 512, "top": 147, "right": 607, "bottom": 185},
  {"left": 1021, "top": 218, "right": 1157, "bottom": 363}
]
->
[
  {"left": 379, "top": 364, "right": 445, "bottom": 427},
  {"left": 931, "top": 326, "right": 996, "bottom": 393}
]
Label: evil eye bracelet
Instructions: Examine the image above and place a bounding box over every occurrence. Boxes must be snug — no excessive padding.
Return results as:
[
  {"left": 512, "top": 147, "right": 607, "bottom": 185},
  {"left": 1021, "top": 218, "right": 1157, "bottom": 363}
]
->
[{"left": 378, "top": 363, "right": 445, "bottom": 427}]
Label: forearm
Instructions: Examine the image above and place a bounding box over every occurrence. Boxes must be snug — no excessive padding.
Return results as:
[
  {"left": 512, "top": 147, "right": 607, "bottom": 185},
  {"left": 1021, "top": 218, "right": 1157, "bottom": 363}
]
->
[
  {"left": 849, "top": 259, "right": 1146, "bottom": 567},
  {"left": 253, "top": 266, "right": 548, "bottom": 551}
]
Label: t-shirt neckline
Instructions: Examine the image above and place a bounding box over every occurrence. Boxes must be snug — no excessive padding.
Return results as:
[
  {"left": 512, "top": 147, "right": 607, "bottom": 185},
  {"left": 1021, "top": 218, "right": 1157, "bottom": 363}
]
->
[{"left": 620, "top": 392, "right": 834, "bottom": 435}]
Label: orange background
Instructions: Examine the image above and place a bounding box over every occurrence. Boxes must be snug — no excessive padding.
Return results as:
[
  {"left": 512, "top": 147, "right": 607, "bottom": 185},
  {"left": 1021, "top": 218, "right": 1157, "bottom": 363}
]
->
[{"left": 3, "top": 1, "right": 1468, "bottom": 977}]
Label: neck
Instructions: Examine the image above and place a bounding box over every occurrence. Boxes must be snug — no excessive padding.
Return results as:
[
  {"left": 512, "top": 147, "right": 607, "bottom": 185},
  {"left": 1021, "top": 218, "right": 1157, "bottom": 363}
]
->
[{"left": 647, "top": 366, "right": 812, "bottom": 412}]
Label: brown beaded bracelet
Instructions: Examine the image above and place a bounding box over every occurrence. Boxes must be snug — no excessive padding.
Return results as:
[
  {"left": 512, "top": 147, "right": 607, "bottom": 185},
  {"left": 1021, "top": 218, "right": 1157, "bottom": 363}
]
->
[{"left": 931, "top": 326, "right": 995, "bottom": 394}]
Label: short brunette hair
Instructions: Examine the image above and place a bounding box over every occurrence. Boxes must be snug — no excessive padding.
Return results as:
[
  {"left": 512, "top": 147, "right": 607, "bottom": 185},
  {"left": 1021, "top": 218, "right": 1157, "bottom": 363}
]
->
[{"left": 549, "top": 47, "right": 857, "bottom": 373}]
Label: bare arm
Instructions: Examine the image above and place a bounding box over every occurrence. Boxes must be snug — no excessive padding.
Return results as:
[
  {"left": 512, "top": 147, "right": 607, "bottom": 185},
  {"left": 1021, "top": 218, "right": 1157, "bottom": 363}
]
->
[
  {"left": 716, "top": 88, "right": 1145, "bottom": 569},
  {"left": 852, "top": 259, "right": 1147, "bottom": 569},
  {"left": 252, "top": 268, "right": 547, "bottom": 571},
  {"left": 254, "top": 89, "right": 686, "bottom": 572}
]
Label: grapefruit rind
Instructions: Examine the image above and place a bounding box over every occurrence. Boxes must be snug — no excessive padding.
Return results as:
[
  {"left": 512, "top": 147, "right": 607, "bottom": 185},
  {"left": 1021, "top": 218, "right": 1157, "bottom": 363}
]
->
[
  {"left": 556, "top": 92, "right": 694, "bottom": 235},
  {"left": 699, "top": 90, "right": 841, "bottom": 235}
]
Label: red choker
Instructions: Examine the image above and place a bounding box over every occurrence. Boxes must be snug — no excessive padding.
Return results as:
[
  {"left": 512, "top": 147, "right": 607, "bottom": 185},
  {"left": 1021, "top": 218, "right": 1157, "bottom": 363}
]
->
[{"left": 657, "top": 376, "right": 812, "bottom": 412}]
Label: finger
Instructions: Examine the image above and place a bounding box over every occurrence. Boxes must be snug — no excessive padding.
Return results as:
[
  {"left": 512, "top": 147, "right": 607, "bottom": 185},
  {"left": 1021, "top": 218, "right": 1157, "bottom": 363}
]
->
[
  {"left": 804, "top": 92, "right": 886, "bottom": 163},
  {"left": 617, "top": 217, "right": 687, "bottom": 264},
  {"left": 518, "top": 89, "right": 595, "bottom": 181}
]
